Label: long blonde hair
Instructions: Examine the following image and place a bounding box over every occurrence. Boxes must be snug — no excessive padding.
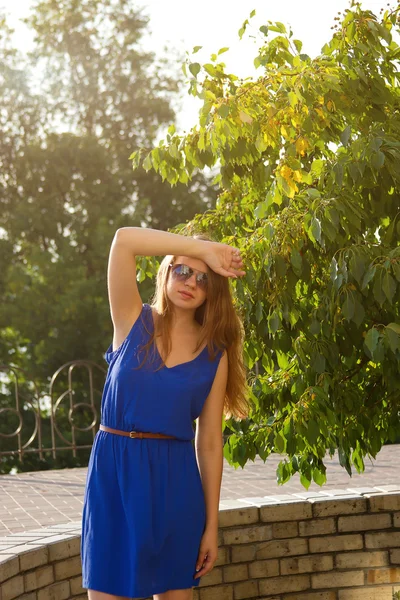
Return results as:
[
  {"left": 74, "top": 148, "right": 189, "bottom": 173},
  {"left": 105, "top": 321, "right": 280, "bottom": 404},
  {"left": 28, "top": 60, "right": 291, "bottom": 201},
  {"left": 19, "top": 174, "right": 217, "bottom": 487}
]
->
[{"left": 135, "top": 233, "right": 250, "bottom": 420}]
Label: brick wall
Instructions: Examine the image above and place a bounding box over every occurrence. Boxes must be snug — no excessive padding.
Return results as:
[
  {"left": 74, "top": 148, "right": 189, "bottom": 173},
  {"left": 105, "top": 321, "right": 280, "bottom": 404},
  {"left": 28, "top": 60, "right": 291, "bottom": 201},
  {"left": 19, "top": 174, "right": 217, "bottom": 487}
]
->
[{"left": 1, "top": 494, "right": 400, "bottom": 600}]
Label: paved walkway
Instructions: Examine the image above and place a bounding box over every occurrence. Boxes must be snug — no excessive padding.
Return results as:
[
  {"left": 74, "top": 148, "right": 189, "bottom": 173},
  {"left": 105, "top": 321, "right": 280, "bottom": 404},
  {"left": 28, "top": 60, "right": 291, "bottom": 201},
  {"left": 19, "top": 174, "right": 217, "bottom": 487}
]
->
[{"left": 0, "top": 445, "right": 399, "bottom": 536}]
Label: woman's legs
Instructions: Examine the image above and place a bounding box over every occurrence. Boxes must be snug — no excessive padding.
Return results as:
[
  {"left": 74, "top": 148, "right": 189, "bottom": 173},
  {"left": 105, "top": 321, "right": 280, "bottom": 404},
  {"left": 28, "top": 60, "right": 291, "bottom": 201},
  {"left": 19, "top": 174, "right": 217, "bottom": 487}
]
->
[
  {"left": 154, "top": 588, "right": 193, "bottom": 600},
  {"left": 87, "top": 587, "right": 193, "bottom": 600},
  {"left": 87, "top": 586, "right": 193, "bottom": 600},
  {"left": 88, "top": 590, "right": 131, "bottom": 600}
]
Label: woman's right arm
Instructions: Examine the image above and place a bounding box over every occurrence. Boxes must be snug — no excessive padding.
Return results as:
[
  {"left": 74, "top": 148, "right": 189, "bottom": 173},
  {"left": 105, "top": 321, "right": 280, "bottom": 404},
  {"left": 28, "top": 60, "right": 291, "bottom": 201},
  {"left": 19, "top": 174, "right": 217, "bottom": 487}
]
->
[
  {"left": 107, "top": 227, "right": 207, "bottom": 348},
  {"left": 108, "top": 227, "right": 244, "bottom": 349}
]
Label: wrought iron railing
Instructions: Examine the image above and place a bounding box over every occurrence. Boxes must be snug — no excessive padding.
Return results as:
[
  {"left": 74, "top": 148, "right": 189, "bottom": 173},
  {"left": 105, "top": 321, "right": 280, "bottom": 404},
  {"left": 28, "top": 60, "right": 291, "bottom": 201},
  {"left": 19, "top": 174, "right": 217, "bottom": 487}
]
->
[{"left": 0, "top": 361, "right": 106, "bottom": 462}]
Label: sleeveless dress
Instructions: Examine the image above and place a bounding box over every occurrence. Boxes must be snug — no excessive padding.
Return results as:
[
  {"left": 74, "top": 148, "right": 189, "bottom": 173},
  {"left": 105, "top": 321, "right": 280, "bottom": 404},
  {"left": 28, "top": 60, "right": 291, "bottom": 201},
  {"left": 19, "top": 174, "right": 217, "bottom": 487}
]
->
[{"left": 80, "top": 303, "right": 224, "bottom": 599}]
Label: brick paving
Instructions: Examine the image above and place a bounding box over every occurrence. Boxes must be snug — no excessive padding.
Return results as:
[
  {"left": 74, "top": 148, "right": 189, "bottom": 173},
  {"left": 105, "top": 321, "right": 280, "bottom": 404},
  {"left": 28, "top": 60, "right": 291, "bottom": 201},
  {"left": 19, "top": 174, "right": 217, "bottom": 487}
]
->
[{"left": 0, "top": 444, "right": 399, "bottom": 536}]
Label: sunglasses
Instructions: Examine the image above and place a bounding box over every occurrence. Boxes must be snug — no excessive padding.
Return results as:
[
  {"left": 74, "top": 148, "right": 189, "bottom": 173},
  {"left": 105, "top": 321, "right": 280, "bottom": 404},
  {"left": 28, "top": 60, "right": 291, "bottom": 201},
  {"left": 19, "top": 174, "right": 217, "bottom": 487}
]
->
[{"left": 168, "top": 263, "right": 208, "bottom": 289}]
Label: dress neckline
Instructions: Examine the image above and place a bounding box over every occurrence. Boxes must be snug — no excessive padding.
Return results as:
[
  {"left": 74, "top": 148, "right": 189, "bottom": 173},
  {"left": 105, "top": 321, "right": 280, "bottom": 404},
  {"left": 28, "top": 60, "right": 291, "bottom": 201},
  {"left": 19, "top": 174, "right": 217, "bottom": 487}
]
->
[{"left": 149, "top": 305, "right": 208, "bottom": 370}]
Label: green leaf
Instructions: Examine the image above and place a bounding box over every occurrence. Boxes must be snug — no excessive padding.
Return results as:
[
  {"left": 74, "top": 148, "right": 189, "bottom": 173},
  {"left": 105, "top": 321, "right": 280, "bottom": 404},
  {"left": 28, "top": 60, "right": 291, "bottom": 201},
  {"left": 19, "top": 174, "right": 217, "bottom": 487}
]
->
[
  {"left": 371, "top": 150, "right": 385, "bottom": 170},
  {"left": 274, "top": 431, "right": 286, "bottom": 453},
  {"left": 349, "top": 254, "right": 365, "bottom": 286},
  {"left": 203, "top": 64, "right": 217, "bottom": 77},
  {"left": 169, "top": 143, "right": 180, "bottom": 159},
  {"left": 300, "top": 472, "right": 311, "bottom": 490},
  {"left": 218, "top": 104, "right": 230, "bottom": 118},
  {"left": 311, "top": 159, "right": 324, "bottom": 178},
  {"left": 288, "top": 92, "right": 298, "bottom": 107},
  {"left": 307, "top": 188, "right": 321, "bottom": 199},
  {"left": 254, "top": 201, "right": 268, "bottom": 219},
  {"left": 385, "top": 327, "right": 399, "bottom": 353},
  {"left": 294, "top": 39, "right": 302, "bottom": 53},
  {"left": 129, "top": 149, "right": 141, "bottom": 170},
  {"left": 364, "top": 328, "right": 379, "bottom": 356},
  {"left": 193, "top": 46, "right": 203, "bottom": 54},
  {"left": 347, "top": 21, "right": 356, "bottom": 41},
  {"left": 269, "top": 22, "right": 287, "bottom": 34},
  {"left": 256, "top": 301, "right": 263, "bottom": 324},
  {"left": 310, "top": 217, "right": 322, "bottom": 243},
  {"left": 373, "top": 271, "right": 385, "bottom": 305},
  {"left": 189, "top": 62, "right": 201, "bottom": 77},
  {"left": 276, "top": 349, "right": 290, "bottom": 369},
  {"left": 352, "top": 299, "right": 365, "bottom": 328},
  {"left": 274, "top": 254, "right": 287, "bottom": 277},
  {"left": 387, "top": 323, "right": 400, "bottom": 335},
  {"left": 306, "top": 419, "right": 319, "bottom": 446},
  {"left": 312, "top": 467, "right": 326, "bottom": 486},
  {"left": 142, "top": 153, "right": 152, "bottom": 172},
  {"left": 238, "top": 19, "right": 249, "bottom": 39},
  {"left": 340, "top": 125, "right": 351, "bottom": 146},
  {"left": 268, "top": 312, "right": 280, "bottom": 333},
  {"left": 314, "top": 353, "right": 326, "bottom": 373},
  {"left": 218, "top": 47, "right": 229, "bottom": 55},
  {"left": 361, "top": 265, "right": 376, "bottom": 290},
  {"left": 290, "top": 247, "right": 302, "bottom": 276},
  {"left": 342, "top": 293, "right": 355, "bottom": 320},
  {"left": 382, "top": 271, "right": 396, "bottom": 304},
  {"left": 250, "top": 9, "right": 256, "bottom": 18},
  {"left": 310, "top": 320, "right": 320, "bottom": 335},
  {"left": 393, "top": 262, "right": 400, "bottom": 283},
  {"left": 260, "top": 25, "right": 269, "bottom": 36}
]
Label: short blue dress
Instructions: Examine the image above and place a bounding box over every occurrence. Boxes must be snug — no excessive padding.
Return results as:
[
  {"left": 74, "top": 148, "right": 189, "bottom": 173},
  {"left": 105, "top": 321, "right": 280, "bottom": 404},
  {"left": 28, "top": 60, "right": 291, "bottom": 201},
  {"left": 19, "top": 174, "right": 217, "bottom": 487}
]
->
[{"left": 81, "top": 303, "right": 224, "bottom": 598}]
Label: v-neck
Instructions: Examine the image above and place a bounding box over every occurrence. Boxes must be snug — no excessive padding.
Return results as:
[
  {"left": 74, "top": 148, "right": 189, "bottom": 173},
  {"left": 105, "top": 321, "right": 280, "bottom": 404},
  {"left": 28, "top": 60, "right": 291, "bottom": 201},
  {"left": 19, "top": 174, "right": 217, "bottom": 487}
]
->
[{"left": 149, "top": 306, "right": 208, "bottom": 370}]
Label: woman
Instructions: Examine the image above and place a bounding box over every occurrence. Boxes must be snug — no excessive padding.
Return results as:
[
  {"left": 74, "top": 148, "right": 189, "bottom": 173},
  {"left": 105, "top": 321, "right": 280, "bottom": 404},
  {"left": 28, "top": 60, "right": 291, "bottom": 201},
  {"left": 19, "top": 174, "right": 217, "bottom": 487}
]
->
[{"left": 81, "top": 226, "right": 249, "bottom": 600}]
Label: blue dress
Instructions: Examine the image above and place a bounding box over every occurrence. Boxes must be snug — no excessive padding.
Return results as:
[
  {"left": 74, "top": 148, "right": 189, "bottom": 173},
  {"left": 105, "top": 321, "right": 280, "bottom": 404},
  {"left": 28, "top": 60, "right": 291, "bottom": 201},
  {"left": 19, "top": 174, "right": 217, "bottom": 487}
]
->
[{"left": 81, "top": 303, "right": 223, "bottom": 598}]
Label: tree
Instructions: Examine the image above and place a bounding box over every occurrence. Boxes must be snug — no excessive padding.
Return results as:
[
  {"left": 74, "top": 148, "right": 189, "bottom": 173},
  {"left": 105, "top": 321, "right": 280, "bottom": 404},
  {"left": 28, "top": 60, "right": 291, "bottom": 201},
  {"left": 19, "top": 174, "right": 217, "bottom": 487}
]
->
[{"left": 133, "top": 2, "right": 400, "bottom": 488}]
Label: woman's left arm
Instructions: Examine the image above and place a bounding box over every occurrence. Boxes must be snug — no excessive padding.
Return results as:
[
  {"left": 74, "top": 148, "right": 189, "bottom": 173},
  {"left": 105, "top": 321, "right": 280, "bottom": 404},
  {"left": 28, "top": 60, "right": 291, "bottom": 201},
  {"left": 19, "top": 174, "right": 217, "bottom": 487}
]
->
[{"left": 194, "top": 350, "right": 228, "bottom": 578}]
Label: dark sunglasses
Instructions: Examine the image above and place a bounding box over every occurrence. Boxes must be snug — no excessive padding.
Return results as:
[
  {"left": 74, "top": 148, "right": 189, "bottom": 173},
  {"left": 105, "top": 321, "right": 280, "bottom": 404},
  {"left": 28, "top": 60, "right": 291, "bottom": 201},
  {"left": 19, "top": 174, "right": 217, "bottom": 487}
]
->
[{"left": 168, "top": 263, "right": 208, "bottom": 289}]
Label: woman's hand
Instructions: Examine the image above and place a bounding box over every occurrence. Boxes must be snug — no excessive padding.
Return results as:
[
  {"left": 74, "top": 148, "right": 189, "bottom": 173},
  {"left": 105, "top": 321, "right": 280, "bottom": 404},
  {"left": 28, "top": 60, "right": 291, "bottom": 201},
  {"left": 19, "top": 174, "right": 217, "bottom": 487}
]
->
[
  {"left": 194, "top": 526, "right": 219, "bottom": 579},
  {"left": 200, "top": 241, "right": 246, "bottom": 278}
]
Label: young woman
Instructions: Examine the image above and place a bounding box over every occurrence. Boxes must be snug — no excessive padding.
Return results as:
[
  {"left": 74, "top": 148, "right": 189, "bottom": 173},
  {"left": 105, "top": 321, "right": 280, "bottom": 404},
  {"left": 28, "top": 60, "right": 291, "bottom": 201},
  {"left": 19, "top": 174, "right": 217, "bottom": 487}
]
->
[{"left": 81, "top": 226, "right": 249, "bottom": 600}]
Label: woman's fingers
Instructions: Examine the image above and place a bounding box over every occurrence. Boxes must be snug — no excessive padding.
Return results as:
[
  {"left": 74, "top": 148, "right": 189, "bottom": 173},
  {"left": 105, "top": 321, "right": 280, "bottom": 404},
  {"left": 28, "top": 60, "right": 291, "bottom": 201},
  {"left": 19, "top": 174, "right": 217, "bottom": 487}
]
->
[{"left": 194, "top": 554, "right": 215, "bottom": 578}]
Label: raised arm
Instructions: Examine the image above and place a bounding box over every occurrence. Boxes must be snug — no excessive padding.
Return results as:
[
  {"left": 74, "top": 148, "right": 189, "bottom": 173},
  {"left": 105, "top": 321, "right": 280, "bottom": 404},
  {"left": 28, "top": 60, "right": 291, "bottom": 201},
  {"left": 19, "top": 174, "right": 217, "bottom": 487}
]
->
[{"left": 107, "top": 227, "right": 207, "bottom": 352}]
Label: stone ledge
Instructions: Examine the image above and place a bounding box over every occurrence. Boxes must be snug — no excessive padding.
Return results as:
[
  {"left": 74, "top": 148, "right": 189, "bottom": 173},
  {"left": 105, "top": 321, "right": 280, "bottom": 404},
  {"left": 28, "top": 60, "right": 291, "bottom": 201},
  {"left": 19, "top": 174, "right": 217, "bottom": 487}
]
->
[{"left": 1, "top": 491, "right": 400, "bottom": 600}]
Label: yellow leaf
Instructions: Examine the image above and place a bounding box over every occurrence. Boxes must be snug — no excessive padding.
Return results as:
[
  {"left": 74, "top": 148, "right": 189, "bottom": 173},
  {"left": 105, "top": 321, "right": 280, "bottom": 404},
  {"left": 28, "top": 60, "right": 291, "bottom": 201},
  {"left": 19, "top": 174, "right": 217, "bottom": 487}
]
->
[
  {"left": 295, "top": 137, "right": 309, "bottom": 156},
  {"left": 293, "top": 170, "right": 302, "bottom": 182},
  {"left": 326, "top": 99, "right": 335, "bottom": 112},
  {"left": 286, "top": 184, "right": 296, "bottom": 198},
  {"left": 280, "top": 165, "right": 292, "bottom": 181},
  {"left": 281, "top": 125, "right": 289, "bottom": 138}
]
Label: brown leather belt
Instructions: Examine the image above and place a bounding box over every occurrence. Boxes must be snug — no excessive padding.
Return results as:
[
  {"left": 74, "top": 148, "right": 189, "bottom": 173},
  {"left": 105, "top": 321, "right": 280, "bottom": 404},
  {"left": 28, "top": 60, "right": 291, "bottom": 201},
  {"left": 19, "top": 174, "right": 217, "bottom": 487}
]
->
[{"left": 99, "top": 424, "right": 177, "bottom": 439}]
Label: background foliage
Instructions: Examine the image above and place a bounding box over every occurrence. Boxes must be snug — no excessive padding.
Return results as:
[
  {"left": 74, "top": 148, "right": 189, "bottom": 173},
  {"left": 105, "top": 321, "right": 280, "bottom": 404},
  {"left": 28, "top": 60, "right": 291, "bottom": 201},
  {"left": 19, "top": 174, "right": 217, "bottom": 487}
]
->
[{"left": 134, "top": 1, "right": 400, "bottom": 487}]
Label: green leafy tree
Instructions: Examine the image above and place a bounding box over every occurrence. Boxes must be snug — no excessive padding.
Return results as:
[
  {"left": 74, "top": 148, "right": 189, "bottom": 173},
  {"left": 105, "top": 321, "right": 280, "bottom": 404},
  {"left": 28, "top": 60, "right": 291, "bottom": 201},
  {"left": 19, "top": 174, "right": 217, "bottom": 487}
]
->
[{"left": 133, "top": 2, "right": 400, "bottom": 488}]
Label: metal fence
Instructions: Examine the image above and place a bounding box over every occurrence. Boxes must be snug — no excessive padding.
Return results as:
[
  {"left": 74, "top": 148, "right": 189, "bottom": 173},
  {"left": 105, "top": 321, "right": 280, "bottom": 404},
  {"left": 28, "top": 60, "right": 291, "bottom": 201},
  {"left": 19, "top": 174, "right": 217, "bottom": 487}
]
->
[{"left": 0, "top": 361, "right": 106, "bottom": 462}]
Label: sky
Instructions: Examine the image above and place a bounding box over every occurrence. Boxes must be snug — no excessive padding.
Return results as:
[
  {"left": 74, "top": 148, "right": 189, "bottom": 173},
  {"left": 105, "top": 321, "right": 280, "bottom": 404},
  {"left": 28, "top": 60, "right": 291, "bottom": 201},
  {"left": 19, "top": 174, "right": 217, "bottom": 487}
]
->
[{"left": 0, "top": 0, "right": 393, "bottom": 131}]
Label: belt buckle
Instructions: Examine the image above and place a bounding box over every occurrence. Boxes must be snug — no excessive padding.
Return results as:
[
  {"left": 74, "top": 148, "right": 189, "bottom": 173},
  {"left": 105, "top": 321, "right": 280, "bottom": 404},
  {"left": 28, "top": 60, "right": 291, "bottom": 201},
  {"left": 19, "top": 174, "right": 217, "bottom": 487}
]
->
[{"left": 130, "top": 431, "right": 143, "bottom": 439}]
